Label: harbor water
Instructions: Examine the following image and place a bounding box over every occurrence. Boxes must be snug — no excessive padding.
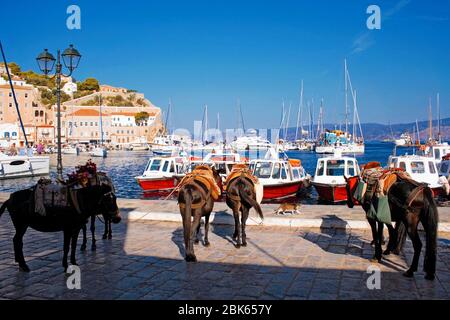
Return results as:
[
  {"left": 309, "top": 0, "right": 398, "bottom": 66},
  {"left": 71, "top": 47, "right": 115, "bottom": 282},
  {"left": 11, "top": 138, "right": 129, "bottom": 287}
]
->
[{"left": 0, "top": 142, "right": 418, "bottom": 201}]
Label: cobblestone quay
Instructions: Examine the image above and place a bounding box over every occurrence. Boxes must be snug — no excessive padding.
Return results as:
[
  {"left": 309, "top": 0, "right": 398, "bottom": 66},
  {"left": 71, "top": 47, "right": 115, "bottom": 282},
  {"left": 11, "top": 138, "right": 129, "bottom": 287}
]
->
[{"left": 0, "top": 214, "right": 449, "bottom": 300}]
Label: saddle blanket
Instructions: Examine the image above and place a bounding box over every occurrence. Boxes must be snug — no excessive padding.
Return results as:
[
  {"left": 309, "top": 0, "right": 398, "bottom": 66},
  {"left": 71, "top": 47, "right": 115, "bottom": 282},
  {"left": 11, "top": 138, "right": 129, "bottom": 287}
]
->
[{"left": 34, "top": 179, "right": 78, "bottom": 216}]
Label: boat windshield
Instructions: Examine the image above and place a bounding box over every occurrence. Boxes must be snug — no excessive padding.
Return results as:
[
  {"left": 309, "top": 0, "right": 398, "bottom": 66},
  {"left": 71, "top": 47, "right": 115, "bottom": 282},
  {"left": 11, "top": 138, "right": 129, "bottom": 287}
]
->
[
  {"left": 347, "top": 160, "right": 356, "bottom": 176},
  {"left": 411, "top": 161, "right": 425, "bottom": 174},
  {"left": 428, "top": 162, "right": 436, "bottom": 174},
  {"left": 326, "top": 160, "right": 345, "bottom": 176},
  {"left": 440, "top": 162, "right": 449, "bottom": 174},
  {"left": 253, "top": 162, "right": 273, "bottom": 179},
  {"left": 149, "top": 159, "right": 162, "bottom": 171}
]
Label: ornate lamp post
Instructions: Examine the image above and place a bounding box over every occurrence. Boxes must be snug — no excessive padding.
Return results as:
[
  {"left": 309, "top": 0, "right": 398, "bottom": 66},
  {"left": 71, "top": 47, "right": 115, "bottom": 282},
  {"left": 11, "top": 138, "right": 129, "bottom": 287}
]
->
[{"left": 36, "top": 45, "right": 81, "bottom": 180}]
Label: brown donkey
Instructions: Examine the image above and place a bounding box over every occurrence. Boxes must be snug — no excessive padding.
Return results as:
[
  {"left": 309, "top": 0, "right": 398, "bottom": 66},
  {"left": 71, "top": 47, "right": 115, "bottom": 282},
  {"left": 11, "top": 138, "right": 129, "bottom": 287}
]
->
[
  {"left": 225, "top": 165, "right": 264, "bottom": 248},
  {"left": 178, "top": 165, "right": 222, "bottom": 262}
]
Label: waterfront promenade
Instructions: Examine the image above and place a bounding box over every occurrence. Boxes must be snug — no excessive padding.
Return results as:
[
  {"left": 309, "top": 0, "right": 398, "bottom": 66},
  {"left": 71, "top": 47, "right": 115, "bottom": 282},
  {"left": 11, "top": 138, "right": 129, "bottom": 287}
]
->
[{"left": 0, "top": 194, "right": 449, "bottom": 300}]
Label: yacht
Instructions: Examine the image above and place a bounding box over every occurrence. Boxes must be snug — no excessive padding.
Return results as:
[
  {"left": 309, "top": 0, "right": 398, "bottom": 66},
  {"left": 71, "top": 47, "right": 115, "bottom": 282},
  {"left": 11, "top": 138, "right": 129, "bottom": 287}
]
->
[
  {"left": 230, "top": 130, "right": 273, "bottom": 151},
  {"left": 395, "top": 133, "right": 413, "bottom": 147},
  {"left": 0, "top": 152, "right": 50, "bottom": 179}
]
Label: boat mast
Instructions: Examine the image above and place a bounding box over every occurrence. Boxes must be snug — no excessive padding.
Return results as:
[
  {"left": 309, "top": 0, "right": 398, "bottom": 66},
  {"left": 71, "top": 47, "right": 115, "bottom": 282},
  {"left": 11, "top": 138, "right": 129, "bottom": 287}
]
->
[
  {"left": 344, "top": 59, "right": 349, "bottom": 135},
  {"left": 437, "top": 93, "right": 441, "bottom": 143},
  {"left": 428, "top": 98, "right": 433, "bottom": 142},
  {"left": 0, "top": 41, "right": 28, "bottom": 147},
  {"left": 295, "top": 80, "right": 304, "bottom": 141},
  {"left": 285, "top": 102, "right": 291, "bottom": 140},
  {"left": 99, "top": 94, "right": 103, "bottom": 146},
  {"left": 416, "top": 119, "right": 420, "bottom": 145}
]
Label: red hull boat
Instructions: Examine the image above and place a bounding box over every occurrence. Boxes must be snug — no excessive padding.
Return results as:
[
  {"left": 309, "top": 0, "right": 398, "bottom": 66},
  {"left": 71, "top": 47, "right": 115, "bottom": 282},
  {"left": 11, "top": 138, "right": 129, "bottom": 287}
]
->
[
  {"left": 262, "top": 181, "right": 304, "bottom": 200},
  {"left": 312, "top": 182, "right": 348, "bottom": 203},
  {"left": 136, "top": 176, "right": 178, "bottom": 192}
]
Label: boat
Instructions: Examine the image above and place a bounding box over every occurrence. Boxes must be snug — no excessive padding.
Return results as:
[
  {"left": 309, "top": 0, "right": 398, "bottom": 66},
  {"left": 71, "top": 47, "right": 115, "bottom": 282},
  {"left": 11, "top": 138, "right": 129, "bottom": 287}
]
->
[
  {"left": 190, "top": 151, "right": 246, "bottom": 177},
  {"left": 422, "top": 143, "right": 450, "bottom": 169},
  {"left": 438, "top": 154, "right": 450, "bottom": 178},
  {"left": 230, "top": 130, "right": 273, "bottom": 151},
  {"left": 315, "top": 60, "right": 365, "bottom": 155},
  {"left": 388, "top": 154, "right": 444, "bottom": 196},
  {"left": 248, "top": 148, "right": 311, "bottom": 201},
  {"left": 135, "top": 156, "right": 189, "bottom": 192},
  {"left": 0, "top": 153, "right": 50, "bottom": 179},
  {"left": 62, "top": 144, "right": 79, "bottom": 155},
  {"left": 125, "top": 137, "right": 150, "bottom": 151},
  {"left": 311, "top": 151, "right": 360, "bottom": 203},
  {"left": 89, "top": 146, "right": 107, "bottom": 158},
  {"left": 395, "top": 133, "right": 413, "bottom": 147}
]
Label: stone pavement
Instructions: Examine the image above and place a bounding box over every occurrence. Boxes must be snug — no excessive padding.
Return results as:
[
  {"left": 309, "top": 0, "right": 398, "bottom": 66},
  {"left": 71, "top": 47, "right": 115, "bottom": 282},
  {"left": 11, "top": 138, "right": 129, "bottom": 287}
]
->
[{"left": 0, "top": 215, "right": 449, "bottom": 300}]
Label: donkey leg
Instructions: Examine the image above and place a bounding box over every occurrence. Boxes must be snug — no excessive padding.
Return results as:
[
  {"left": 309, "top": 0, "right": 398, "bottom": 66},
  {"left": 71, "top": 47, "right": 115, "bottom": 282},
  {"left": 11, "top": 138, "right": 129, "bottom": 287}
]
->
[
  {"left": 13, "top": 225, "right": 29, "bottom": 272},
  {"left": 90, "top": 216, "right": 97, "bottom": 251},
  {"left": 384, "top": 223, "right": 396, "bottom": 255},
  {"left": 241, "top": 207, "right": 249, "bottom": 247},
  {"left": 203, "top": 213, "right": 211, "bottom": 247},
  {"left": 368, "top": 218, "right": 377, "bottom": 247},
  {"left": 194, "top": 221, "right": 201, "bottom": 245},
  {"left": 80, "top": 223, "right": 87, "bottom": 252},
  {"left": 102, "top": 216, "right": 108, "bottom": 239},
  {"left": 107, "top": 218, "right": 112, "bottom": 239},
  {"left": 62, "top": 230, "right": 71, "bottom": 272},
  {"left": 403, "top": 218, "right": 422, "bottom": 278},
  {"left": 70, "top": 228, "right": 81, "bottom": 266},
  {"left": 187, "top": 213, "right": 201, "bottom": 262},
  {"left": 374, "top": 222, "right": 384, "bottom": 262},
  {"left": 232, "top": 208, "right": 241, "bottom": 248}
]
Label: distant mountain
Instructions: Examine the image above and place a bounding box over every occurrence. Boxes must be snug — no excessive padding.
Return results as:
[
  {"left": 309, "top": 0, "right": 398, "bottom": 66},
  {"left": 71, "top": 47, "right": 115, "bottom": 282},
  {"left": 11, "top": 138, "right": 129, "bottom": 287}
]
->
[{"left": 281, "top": 118, "right": 450, "bottom": 142}]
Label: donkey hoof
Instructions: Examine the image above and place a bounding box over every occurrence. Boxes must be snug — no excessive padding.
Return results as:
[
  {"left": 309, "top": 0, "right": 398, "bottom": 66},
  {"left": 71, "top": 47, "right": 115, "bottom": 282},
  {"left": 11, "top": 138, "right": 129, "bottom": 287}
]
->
[
  {"left": 425, "top": 273, "right": 435, "bottom": 281},
  {"left": 383, "top": 250, "right": 391, "bottom": 256},
  {"left": 204, "top": 241, "right": 210, "bottom": 247},
  {"left": 102, "top": 235, "right": 107, "bottom": 240},
  {"left": 19, "top": 264, "right": 30, "bottom": 273},
  {"left": 403, "top": 270, "right": 415, "bottom": 278},
  {"left": 194, "top": 239, "right": 200, "bottom": 245},
  {"left": 235, "top": 244, "right": 241, "bottom": 249},
  {"left": 242, "top": 242, "right": 247, "bottom": 247},
  {"left": 80, "top": 244, "right": 86, "bottom": 251},
  {"left": 108, "top": 235, "right": 112, "bottom": 240},
  {"left": 185, "top": 254, "right": 197, "bottom": 262},
  {"left": 91, "top": 245, "right": 97, "bottom": 251}
]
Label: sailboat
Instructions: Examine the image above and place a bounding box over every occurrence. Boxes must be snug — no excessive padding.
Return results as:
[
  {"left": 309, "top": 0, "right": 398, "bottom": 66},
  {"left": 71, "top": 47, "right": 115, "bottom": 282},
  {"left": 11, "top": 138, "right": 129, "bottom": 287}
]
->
[
  {"left": 89, "top": 95, "right": 107, "bottom": 158},
  {"left": 315, "top": 60, "right": 365, "bottom": 154}
]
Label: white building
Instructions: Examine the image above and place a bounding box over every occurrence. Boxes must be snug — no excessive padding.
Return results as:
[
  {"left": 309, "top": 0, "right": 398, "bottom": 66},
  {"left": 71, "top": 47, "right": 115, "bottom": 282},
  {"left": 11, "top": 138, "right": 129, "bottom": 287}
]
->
[
  {"left": 0, "top": 123, "right": 19, "bottom": 148},
  {"left": 62, "top": 81, "right": 78, "bottom": 96},
  {"left": 111, "top": 112, "right": 136, "bottom": 127}
]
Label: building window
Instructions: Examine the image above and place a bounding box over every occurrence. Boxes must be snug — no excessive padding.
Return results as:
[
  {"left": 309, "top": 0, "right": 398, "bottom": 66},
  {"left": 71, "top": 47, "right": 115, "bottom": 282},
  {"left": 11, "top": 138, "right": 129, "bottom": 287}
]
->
[
  {"left": 40, "top": 111, "right": 44, "bottom": 117},
  {"left": 9, "top": 103, "right": 12, "bottom": 107},
  {"left": 85, "top": 122, "right": 88, "bottom": 126},
  {"left": 90, "top": 122, "right": 93, "bottom": 126},
  {"left": 80, "top": 122, "right": 83, "bottom": 126},
  {"left": 35, "top": 110, "right": 39, "bottom": 117},
  {"left": 12, "top": 132, "right": 17, "bottom": 137},
  {"left": 25, "top": 93, "right": 28, "bottom": 98},
  {"left": 9, "top": 92, "right": 12, "bottom": 97}
]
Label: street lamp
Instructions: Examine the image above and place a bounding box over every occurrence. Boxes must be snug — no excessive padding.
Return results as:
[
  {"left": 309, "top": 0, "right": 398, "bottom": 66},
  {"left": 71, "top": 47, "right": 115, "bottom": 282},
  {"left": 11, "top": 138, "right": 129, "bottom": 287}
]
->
[{"left": 36, "top": 45, "right": 81, "bottom": 180}]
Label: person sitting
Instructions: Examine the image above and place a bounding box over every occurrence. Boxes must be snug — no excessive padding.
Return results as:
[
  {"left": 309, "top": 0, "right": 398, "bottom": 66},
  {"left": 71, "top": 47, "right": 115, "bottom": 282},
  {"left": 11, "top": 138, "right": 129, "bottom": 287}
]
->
[
  {"left": 18, "top": 141, "right": 27, "bottom": 156},
  {"left": 8, "top": 143, "right": 17, "bottom": 156}
]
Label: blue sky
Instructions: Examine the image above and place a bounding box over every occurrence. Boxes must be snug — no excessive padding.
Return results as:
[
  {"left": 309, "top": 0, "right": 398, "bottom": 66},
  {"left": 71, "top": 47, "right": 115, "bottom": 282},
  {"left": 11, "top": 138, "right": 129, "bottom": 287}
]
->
[{"left": 1, "top": 0, "right": 449, "bottom": 130}]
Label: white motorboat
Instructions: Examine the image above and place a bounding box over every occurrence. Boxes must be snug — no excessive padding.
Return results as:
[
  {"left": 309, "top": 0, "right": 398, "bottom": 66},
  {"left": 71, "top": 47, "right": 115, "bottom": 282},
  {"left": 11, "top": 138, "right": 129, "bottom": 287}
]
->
[
  {"left": 190, "top": 151, "right": 246, "bottom": 177},
  {"left": 0, "top": 153, "right": 50, "bottom": 179},
  {"left": 388, "top": 154, "right": 444, "bottom": 196},
  {"left": 311, "top": 151, "right": 360, "bottom": 203},
  {"left": 89, "top": 147, "right": 107, "bottom": 158},
  {"left": 315, "top": 141, "right": 365, "bottom": 154},
  {"left": 230, "top": 135, "right": 273, "bottom": 151},
  {"left": 135, "top": 155, "right": 189, "bottom": 192},
  {"left": 395, "top": 133, "right": 413, "bottom": 147},
  {"left": 422, "top": 143, "right": 450, "bottom": 168},
  {"left": 248, "top": 148, "right": 311, "bottom": 200},
  {"left": 62, "top": 145, "right": 79, "bottom": 155}
]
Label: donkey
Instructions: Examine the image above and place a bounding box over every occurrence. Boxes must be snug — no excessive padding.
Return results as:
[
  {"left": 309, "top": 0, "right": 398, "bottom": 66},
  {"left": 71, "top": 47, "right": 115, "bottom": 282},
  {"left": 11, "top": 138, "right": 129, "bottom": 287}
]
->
[
  {"left": 226, "top": 173, "right": 264, "bottom": 248},
  {"left": 80, "top": 174, "right": 116, "bottom": 251},
  {"left": 345, "top": 174, "right": 439, "bottom": 280},
  {"left": 178, "top": 166, "right": 222, "bottom": 262},
  {"left": 0, "top": 183, "right": 121, "bottom": 273}
]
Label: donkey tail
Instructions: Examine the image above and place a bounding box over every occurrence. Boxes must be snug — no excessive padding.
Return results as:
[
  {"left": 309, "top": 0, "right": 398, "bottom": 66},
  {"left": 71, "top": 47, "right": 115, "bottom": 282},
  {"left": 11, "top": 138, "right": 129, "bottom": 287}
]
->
[
  {"left": 238, "top": 183, "right": 264, "bottom": 220},
  {"left": 0, "top": 199, "right": 9, "bottom": 218},
  {"left": 422, "top": 187, "right": 438, "bottom": 279}
]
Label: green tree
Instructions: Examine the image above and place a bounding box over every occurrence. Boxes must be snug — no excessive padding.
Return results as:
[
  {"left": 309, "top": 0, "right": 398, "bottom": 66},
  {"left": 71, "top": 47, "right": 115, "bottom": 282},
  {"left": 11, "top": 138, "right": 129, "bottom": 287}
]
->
[
  {"left": 78, "top": 78, "right": 100, "bottom": 91},
  {"left": 135, "top": 111, "right": 149, "bottom": 125}
]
